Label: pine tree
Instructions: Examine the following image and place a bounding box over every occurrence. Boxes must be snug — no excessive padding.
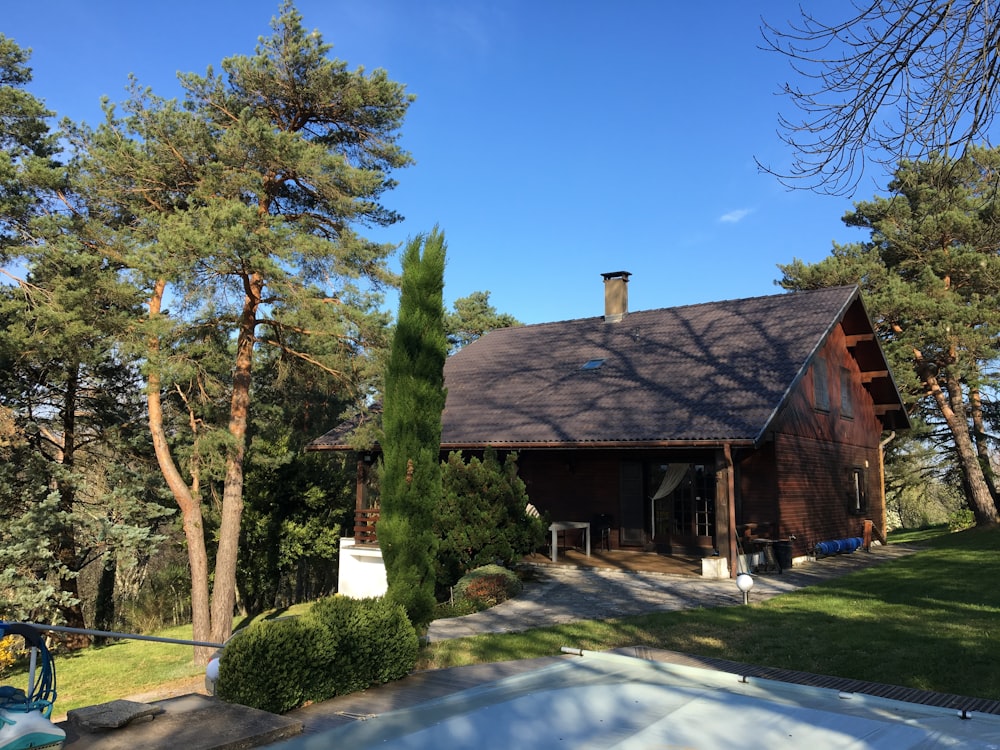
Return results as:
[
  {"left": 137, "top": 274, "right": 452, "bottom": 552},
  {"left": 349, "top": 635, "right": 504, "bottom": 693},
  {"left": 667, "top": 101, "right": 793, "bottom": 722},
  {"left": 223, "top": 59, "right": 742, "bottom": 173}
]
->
[
  {"left": 0, "top": 33, "right": 60, "bottom": 256},
  {"left": 379, "top": 230, "right": 448, "bottom": 628},
  {"left": 0, "top": 34, "right": 168, "bottom": 639},
  {"left": 444, "top": 291, "right": 521, "bottom": 353},
  {"left": 780, "top": 147, "right": 1000, "bottom": 525},
  {"left": 75, "top": 2, "right": 412, "bottom": 659}
]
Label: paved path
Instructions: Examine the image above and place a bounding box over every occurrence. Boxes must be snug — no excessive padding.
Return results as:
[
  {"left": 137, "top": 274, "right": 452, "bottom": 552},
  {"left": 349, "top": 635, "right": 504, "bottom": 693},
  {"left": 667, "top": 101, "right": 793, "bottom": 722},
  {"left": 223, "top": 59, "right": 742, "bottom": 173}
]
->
[{"left": 426, "top": 544, "right": 919, "bottom": 641}]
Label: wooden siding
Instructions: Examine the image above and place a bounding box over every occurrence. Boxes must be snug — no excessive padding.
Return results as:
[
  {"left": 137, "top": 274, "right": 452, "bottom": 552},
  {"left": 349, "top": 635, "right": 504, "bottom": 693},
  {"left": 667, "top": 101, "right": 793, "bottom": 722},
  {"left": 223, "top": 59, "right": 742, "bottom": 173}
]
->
[
  {"left": 772, "top": 432, "right": 879, "bottom": 553},
  {"left": 762, "top": 324, "right": 886, "bottom": 556},
  {"left": 774, "top": 322, "right": 884, "bottom": 448},
  {"left": 517, "top": 451, "right": 621, "bottom": 523},
  {"left": 736, "top": 442, "right": 779, "bottom": 535}
]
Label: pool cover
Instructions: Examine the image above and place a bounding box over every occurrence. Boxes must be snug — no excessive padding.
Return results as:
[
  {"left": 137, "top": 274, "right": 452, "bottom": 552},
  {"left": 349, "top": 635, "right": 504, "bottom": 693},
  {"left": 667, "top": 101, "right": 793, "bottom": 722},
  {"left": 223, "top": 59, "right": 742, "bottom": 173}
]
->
[{"left": 274, "top": 650, "right": 1000, "bottom": 749}]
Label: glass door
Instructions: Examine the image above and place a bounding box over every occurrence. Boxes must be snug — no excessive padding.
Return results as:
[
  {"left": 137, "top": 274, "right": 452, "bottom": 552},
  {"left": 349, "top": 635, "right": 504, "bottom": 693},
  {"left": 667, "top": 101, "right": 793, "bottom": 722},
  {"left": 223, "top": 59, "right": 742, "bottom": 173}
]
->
[
  {"left": 670, "top": 464, "right": 715, "bottom": 554},
  {"left": 647, "top": 463, "right": 671, "bottom": 549}
]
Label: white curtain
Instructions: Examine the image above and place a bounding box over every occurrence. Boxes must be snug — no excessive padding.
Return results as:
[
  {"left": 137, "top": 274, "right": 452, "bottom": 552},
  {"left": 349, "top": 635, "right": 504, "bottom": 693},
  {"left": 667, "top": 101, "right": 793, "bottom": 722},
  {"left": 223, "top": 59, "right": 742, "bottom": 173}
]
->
[
  {"left": 651, "top": 463, "right": 689, "bottom": 500},
  {"left": 650, "top": 463, "right": 689, "bottom": 540}
]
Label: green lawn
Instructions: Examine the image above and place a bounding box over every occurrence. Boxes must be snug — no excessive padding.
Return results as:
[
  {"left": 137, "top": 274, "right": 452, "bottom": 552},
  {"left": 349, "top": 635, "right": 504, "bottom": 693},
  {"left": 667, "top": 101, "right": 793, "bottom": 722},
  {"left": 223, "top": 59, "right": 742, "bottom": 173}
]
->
[
  {"left": 419, "top": 526, "right": 1000, "bottom": 701},
  {"left": 5, "top": 525, "right": 998, "bottom": 716},
  {"left": 2, "top": 602, "right": 315, "bottom": 718}
]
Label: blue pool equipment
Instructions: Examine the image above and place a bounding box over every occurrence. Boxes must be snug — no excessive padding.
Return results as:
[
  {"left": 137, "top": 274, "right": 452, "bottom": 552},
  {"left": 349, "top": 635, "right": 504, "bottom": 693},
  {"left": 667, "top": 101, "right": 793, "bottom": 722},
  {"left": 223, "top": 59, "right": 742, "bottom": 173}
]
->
[
  {"left": 0, "top": 623, "right": 64, "bottom": 750},
  {"left": 814, "top": 537, "right": 864, "bottom": 556}
]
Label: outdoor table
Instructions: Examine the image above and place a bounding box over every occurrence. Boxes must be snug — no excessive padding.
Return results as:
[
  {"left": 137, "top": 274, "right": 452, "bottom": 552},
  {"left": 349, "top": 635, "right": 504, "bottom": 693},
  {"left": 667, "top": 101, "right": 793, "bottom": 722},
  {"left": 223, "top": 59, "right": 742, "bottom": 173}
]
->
[{"left": 548, "top": 521, "right": 591, "bottom": 562}]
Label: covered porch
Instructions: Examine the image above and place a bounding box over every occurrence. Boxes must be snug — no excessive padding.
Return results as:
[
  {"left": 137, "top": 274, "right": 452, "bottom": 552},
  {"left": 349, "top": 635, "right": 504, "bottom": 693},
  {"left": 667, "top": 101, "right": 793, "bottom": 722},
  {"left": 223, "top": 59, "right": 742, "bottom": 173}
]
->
[{"left": 521, "top": 548, "right": 704, "bottom": 577}]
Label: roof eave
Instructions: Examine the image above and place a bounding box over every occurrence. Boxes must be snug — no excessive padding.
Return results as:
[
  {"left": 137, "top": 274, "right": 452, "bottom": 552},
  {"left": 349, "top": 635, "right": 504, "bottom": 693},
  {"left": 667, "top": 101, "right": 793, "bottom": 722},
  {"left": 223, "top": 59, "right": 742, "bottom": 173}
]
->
[
  {"left": 307, "top": 438, "right": 758, "bottom": 452},
  {"left": 440, "top": 439, "right": 757, "bottom": 451}
]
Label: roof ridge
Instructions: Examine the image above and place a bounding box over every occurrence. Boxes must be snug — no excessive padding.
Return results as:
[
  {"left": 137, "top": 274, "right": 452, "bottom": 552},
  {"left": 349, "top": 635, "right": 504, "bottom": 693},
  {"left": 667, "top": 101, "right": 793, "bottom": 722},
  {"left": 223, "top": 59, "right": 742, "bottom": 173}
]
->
[{"left": 484, "top": 285, "right": 860, "bottom": 334}]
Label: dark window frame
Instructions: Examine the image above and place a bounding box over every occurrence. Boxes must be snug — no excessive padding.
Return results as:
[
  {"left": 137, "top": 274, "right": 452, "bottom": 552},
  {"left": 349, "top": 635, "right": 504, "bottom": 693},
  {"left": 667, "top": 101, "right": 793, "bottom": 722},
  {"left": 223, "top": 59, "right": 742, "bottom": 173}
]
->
[
  {"left": 849, "top": 467, "right": 866, "bottom": 514},
  {"left": 840, "top": 367, "right": 854, "bottom": 420},
  {"left": 814, "top": 355, "right": 830, "bottom": 413}
]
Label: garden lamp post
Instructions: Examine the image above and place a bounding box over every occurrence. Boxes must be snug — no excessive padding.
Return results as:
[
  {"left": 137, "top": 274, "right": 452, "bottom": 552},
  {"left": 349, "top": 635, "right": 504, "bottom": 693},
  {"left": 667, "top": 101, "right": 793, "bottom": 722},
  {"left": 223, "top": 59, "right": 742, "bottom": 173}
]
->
[{"left": 736, "top": 573, "right": 754, "bottom": 605}]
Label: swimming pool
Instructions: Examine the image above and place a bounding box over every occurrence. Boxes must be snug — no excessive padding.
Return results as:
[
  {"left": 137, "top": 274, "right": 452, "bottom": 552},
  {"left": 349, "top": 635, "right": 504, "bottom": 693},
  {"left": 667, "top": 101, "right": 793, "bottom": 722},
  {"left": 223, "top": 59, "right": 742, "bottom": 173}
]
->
[{"left": 273, "top": 650, "right": 1000, "bottom": 749}]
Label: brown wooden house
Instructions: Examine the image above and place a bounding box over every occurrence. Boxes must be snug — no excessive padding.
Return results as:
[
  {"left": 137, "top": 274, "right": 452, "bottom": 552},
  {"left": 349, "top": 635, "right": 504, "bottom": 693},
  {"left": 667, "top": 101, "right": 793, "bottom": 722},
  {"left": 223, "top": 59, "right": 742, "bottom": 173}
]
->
[{"left": 311, "top": 274, "right": 909, "bottom": 579}]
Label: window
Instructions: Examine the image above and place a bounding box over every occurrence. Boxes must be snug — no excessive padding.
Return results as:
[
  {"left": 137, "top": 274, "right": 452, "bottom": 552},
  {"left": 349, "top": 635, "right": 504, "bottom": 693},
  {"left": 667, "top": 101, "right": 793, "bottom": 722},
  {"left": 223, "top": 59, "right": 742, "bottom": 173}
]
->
[
  {"left": 581, "top": 358, "right": 605, "bottom": 370},
  {"left": 813, "top": 355, "right": 830, "bottom": 412},
  {"left": 840, "top": 368, "right": 854, "bottom": 419},
  {"left": 849, "top": 468, "right": 866, "bottom": 514},
  {"left": 669, "top": 464, "right": 715, "bottom": 538}
]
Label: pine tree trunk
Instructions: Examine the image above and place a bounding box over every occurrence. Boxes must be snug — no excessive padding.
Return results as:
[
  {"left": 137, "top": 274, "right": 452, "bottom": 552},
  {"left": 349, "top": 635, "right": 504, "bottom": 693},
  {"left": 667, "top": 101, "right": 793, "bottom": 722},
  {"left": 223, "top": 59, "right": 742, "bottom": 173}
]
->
[
  {"left": 147, "top": 281, "right": 215, "bottom": 664},
  {"left": 208, "top": 277, "right": 260, "bottom": 647},
  {"left": 969, "top": 384, "right": 1000, "bottom": 512},
  {"left": 56, "top": 363, "right": 90, "bottom": 648},
  {"left": 93, "top": 558, "right": 117, "bottom": 645},
  {"left": 931, "top": 373, "right": 999, "bottom": 525}
]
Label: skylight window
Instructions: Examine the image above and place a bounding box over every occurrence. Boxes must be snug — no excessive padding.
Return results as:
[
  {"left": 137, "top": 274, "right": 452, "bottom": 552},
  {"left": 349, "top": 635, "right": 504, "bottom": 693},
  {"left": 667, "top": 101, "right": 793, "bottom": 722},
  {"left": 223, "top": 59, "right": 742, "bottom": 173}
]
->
[{"left": 581, "top": 358, "right": 605, "bottom": 370}]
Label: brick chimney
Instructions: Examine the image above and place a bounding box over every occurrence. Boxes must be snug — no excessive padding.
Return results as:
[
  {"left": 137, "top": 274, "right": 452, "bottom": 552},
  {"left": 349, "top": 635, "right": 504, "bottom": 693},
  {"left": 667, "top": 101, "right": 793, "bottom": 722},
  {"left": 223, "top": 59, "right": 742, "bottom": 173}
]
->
[{"left": 601, "top": 271, "right": 631, "bottom": 323}]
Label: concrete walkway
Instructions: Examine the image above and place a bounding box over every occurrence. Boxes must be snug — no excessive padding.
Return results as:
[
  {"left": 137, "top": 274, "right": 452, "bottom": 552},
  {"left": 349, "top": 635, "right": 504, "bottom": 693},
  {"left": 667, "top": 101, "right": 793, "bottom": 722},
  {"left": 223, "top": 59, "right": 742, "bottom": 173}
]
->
[{"left": 427, "top": 543, "right": 919, "bottom": 641}]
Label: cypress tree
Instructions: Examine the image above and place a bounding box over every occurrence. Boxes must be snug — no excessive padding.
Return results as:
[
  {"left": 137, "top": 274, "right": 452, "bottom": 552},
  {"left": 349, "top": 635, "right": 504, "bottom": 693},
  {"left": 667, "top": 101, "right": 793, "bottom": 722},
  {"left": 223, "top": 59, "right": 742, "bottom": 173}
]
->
[{"left": 379, "top": 229, "right": 447, "bottom": 628}]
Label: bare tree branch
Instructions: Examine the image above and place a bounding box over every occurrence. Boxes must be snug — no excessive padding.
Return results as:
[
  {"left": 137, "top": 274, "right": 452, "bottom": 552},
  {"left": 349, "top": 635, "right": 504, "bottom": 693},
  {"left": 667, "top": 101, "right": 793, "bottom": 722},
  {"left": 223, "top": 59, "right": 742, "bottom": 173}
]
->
[{"left": 761, "top": 1, "right": 1000, "bottom": 195}]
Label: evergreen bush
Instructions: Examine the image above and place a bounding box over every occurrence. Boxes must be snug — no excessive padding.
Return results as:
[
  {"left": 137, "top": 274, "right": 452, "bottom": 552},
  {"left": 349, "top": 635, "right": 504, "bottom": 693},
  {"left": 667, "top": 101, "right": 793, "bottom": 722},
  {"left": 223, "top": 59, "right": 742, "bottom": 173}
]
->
[
  {"left": 380, "top": 231, "right": 448, "bottom": 629},
  {"left": 309, "top": 596, "right": 419, "bottom": 688},
  {"left": 454, "top": 564, "right": 523, "bottom": 609},
  {"left": 436, "top": 450, "right": 546, "bottom": 596},
  {"left": 215, "top": 616, "right": 317, "bottom": 714},
  {"left": 216, "top": 596, "right": 418, "bottom": 713}
]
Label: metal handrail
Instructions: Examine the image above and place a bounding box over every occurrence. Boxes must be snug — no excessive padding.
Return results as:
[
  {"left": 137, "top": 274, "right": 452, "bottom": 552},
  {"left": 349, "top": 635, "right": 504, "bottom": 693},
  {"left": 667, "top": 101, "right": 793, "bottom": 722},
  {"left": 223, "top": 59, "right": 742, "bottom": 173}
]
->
[{"left": 19, "top": 622, "right": 224, "bottom": 649}]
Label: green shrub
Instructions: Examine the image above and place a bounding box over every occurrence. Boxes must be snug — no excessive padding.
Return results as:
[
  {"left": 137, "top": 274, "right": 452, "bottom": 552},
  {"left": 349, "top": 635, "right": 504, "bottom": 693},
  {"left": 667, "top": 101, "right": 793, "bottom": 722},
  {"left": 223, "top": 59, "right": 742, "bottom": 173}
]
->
[
  {"left": 454, "top": 564, "right": 523, "bottom": 610},
  {"left": 435, "top": 449, "right": 546, "bottom": 597},
  {"left": 433, "top": 597, "right": 481, "bottom": 619},
  {"left": 311, "top": 596, "right": 418, "bottom": 687},
  {"left": 216, "top": 596, "right": 418, "bottom": 713},
  {"left": 305, "top": 596, "right": 418, "bottom": 700},
  {"left": 215, "top": 617, "right": 320, "bottom": 714},
  {"left": 948, "top": 507, "right": 976, "bottom": 531}
]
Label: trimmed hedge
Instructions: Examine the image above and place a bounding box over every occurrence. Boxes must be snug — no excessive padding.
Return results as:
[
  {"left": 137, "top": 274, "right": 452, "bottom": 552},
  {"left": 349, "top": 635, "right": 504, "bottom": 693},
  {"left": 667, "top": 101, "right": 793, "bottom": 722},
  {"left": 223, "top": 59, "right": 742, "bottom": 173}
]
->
[
  {"left": 213, "top": 617, "right": 320, "bottom": 714},
  {"left": 216, "top": 596, "right": 418, "bottom": 713}
]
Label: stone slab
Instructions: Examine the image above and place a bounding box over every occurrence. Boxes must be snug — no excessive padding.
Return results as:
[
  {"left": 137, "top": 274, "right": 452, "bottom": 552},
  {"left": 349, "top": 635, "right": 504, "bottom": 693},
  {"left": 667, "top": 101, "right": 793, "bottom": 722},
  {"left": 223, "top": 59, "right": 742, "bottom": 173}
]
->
[
  {"left": 68, "top": 699, "right": 162, "bottom": 730},
  {"left": 59, "top": 693, "right": 303, "bottom": 750}
]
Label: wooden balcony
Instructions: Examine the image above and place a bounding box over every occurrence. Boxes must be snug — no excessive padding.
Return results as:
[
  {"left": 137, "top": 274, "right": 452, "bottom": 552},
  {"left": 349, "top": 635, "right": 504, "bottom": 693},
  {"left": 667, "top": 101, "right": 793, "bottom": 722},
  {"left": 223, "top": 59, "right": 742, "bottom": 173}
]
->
[{"left": 354, "top": 508, "right": 380, "bottom": 547}]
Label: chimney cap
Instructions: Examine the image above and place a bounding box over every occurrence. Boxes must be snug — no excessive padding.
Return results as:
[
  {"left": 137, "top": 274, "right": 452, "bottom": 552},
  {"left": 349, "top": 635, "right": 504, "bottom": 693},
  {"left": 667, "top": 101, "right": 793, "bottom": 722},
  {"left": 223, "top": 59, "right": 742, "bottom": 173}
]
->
[{"left": 601, "top": 271, "right": 631, "bottom": 281}]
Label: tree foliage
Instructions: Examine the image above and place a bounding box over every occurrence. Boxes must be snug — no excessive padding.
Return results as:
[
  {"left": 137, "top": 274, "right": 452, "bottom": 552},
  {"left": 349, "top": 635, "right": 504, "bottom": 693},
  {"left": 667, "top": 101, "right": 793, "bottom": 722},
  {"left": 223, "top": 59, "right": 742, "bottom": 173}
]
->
[
  {"left": 237, "top": 342, "right": 357, "bottom": 613},
  {"left": 379, "top": 230, "right": 448, "bottom": 629},
  {"left": 762, "top": 2, "right": 1000, "bottom": 195},
  {"left": 0, "top": 6, "right": 416, "bottom": 649},
  {"left": 0, "top": 35, "right": 172, "bottom": 638},
  {"left": 883, "top": 430, "right": 967, "bottom": 529},
  {"left": 435, "top": 449, "right": 544, "bottom": 596},
  {"left": 66, "top": 2, "right": 411, "bottom": 659},
  {"left": 779, "top": 147, "right": 1000, "bottom": 524},
  {"left": 444, "top": 291, "right": 521, "bottom": 353},
  {"left": 0, "top": 33, "right": 60, "bottom": 257}
]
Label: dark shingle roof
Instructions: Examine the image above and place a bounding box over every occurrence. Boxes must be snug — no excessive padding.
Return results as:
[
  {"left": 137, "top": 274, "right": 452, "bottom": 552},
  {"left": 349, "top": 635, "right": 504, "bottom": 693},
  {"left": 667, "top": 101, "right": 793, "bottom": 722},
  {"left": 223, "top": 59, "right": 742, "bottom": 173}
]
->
[
  {"left": 308, "top": 285, "right": 907, "bottom": 452},
  {"left": 440, "top": 285, "right": 861, "bottom": 447}
]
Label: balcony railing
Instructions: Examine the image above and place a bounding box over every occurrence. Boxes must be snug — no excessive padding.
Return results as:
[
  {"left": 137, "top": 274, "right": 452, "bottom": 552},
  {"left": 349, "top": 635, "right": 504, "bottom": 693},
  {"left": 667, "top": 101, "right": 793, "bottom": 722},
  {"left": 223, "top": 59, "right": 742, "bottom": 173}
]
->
[{"left": 354, "top": 508, "right": 380, "bottom": 547}]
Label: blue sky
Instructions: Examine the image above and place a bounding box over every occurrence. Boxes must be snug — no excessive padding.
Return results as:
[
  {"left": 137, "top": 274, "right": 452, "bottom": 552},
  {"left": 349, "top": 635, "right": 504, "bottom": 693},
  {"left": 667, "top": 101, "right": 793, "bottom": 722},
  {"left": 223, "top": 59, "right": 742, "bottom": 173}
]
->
[{"left": 3, "top": 1, "right": 879, "bottom": 325}]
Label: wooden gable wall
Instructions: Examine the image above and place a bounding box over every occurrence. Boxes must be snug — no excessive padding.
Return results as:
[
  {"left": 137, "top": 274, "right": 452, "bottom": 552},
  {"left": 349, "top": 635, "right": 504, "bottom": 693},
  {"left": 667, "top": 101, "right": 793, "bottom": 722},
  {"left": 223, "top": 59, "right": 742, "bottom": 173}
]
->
[{"left": 752, "top": 321, "right": 886, "bottom": 553}]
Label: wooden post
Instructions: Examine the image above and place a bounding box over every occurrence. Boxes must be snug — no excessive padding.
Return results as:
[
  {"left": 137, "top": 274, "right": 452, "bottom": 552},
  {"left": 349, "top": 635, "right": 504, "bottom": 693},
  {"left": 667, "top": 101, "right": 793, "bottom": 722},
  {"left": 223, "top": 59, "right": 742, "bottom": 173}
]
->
[{"left": 724, "top": 444, "right": 738, "bottom": 578}]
